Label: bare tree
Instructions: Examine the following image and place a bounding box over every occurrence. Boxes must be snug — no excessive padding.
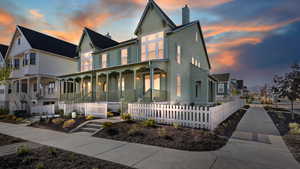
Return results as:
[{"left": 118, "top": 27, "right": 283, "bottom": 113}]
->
[{"left": 273, "top": 63, "right": 300, "bottom": 120}]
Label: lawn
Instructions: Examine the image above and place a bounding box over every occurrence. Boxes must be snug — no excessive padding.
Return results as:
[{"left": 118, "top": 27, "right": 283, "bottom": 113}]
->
[
  {"left": 266, "top": 106, "right": 300, "bottom": 163},
  {"left": 94, "top": 106, "right": 248, "bottom": 151}
]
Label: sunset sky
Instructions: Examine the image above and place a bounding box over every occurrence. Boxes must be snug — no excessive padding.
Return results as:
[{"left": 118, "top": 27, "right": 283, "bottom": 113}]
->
[{"left": 0, "top": 0, "right": 299, "bottom": 89}]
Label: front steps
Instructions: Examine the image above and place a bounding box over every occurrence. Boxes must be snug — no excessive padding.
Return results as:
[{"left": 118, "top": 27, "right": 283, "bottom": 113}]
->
[{"left": 71, "top": 121, "right": 103, "bottom": 135}]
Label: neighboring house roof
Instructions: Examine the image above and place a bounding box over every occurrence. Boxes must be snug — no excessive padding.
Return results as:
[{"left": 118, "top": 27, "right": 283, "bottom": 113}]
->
[
  {"left": 134, "top": 0, "right": 176, "bottom": 35},
  {"left": 17, "top": 25, "right": 77, "bottom": 58},
  {"left": 211, "top": 73, "right": 231, "bottom": 82},
  {"left": 0, "top": 44, "right": 8, "bottom": 59},
  {"left": 93, "top": 38, "right": 138, "bottom": 54},
  {"left": 85, "top": 27, "right": 119, "bottom": 49}
]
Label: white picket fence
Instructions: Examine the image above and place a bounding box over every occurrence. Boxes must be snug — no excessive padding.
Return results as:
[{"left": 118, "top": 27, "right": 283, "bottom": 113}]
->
[
  {"left": 128, "top": 99, "right": 245, "bottom": 130},
  {"left": 31, "top": 105, "right": 55, "bottom": 115},
  {"left": 58, "top": 102, "right": 108, "bottom": 118}
]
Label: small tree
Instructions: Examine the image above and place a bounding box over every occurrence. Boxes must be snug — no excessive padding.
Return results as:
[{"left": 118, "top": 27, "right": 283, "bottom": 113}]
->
[
  {"left": 273, "top": 63, "right": 300, "bottom": 120},
  {"left": 0, "top": 66, "right": 11, "bottom": 85}
]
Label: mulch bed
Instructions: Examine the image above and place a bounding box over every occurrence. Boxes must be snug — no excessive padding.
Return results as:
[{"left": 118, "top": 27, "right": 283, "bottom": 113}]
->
[
  {"left": 266, "top": 106, "right": 300, "bottom": 163},
  {"left": 0, "top": 134, "right": 25, "bottom": 146},
  {"left": 0, "top": 146, "right": 134, "bottom": 169},
  {"left": 94, "top": 108, "right": 247, "bottom": 151},
  {"left": 30, "top": 117, "right": 88, "bottom": 133}
]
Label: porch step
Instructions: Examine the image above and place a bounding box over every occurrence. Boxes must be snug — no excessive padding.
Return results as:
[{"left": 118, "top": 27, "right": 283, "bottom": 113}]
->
[{"left": 72, "top": 121, "right": 104, "bottom": 134}]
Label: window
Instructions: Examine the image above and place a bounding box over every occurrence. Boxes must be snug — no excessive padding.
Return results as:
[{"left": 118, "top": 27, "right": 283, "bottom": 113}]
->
[
  {"left": 141, "top": 31, "right": 164, "bottom": 61},
  {"left": 195, "top": 32, "right": 199, "bottom": 42},
  {"left": 144, "top": 74, "right": 160, "bottom": 92},
  {"left": 24, "top": 54, "right": 29, "bottom": 65},
  {"left": 198, "top": 61, "right": 201, "bottom": 68},
  {"left": 192, "top": 57, "right": 195, "bottom": 65},
  {"left": 14, "top": 59, "right": 20, "bottom": 69},
  {"left": 218, "top": 83, "right": 225, "bottom": 93},
  {"left": 195, "top": 81, "right": 201, "bottom": 97},
  {"left": 30, "top": 53, "right": 36, "bottom": 65},
  {"left": 195, "top": 59, "right": 198, "bottom": 67},
  {"left": 0, "top": 89, "right": 4, "bottom": 94},
  {"left": 18, "top": 38, "right": 21, "bottom": 45},
  {"left": 176, "top": 74, "right": 181, "bottom": 97},
  {"left": 121, "top": 48, "right": 128, "bottom": 65},
  {"left": 48, "top": 82, "right": 55, "bottom": 94},
  {"left": 121, "top": 77, "right": 125, "bottom": 91},
  {"left": 102, "top": 53, "right": 107, "bottom": 68},
  {"left": 176, "top": 45, "right": 181, "bottom": 64},
  {"left": 80, "top": 52, "right": 93, "bottom": 72}
]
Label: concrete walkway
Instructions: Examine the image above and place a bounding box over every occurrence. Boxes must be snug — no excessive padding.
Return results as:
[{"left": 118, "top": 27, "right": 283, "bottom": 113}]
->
[{"left": 0, "top": 105, "right": 299, "bottom": 169}]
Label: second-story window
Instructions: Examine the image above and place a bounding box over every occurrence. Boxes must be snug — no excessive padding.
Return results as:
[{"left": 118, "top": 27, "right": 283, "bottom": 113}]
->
[
  {"left": 176, "top": 45, "right": 181, "bottom": 64},
  {"left": 30, "top": 53, "right": 36, "bottom": 65},
  {"left": 141, "top": 32, "right": 164, "bottom": 62},
  {"left": 14, "top": 59, "right": 20, "bottom": 69},
  {"left": 176, "top": 74, "right": 181, "bottom": 97},
  {"left": 102, "top": 53, "right": 107, "bottom": 68},
  {"left": 48, "top": 82, "right": 55, "bottom": 94},
  {"left": 121, "top": 48, "right": 128, "bottom": 65},
  {"left": 81, "top": 52, "right": 93, "bottom": 72},
  {"left": 24, "top": 54, "right": 29, "bottom": 66}
]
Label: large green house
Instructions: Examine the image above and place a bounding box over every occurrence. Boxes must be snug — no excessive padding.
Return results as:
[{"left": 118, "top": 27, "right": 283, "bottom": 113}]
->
[{"left": 59, "top": 0, "right": 216, "bottom": 106}]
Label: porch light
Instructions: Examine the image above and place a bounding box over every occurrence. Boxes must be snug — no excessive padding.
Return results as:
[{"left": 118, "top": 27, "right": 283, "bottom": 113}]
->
[
  {"left": 136, "top": 76, "right": 141, "bottom": 80},
  {"left": 161, "top": 74, "right": 166, "bottom": 78}
]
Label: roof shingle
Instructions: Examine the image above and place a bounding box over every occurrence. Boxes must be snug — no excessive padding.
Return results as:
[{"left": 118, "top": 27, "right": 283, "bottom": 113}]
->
[
  {"left": 211, "top": 73, "right": 231, "bottom": 82},
  {"left": 85, "top": 27, "right": 119, "bottom": 49}
]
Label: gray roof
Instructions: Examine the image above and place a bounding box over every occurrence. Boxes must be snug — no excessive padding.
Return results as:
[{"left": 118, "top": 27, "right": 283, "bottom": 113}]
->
[
  {"left": 18, "top": 25, "right": 77, "bottom": 58},
  {"left": 0, "top": 44, "right": 8, "bottom": 58}
]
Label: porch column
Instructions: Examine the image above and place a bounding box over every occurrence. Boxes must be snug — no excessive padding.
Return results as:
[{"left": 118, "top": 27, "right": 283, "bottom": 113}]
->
[
  {"left": 119, "top": 72, "right": 122, "bottom": 99},
  {"left": 95, "top": 74, "right": 99, "bottom": 100},
  {"left": 106, "top": 73, "right": 109, "bottom": 101},
  {"left": 37, "top": 77, "right": 41, "bottom": 96},
  {"left": 59, "top": 80, "right": 62, "bottom": 99},
  {"left": 27, "top": 78, "right": 30, "bottom": 94},
  {"left": 18, "top": 80, "right": 21, "bottom": 95},
  {"left": 73, "top": 79, "right": 76, "bottom": 102},
  {"left": 133, "top": 70, "right": 137, "bottom": 89},
  {"left": 150, "top": 67, "right": 154, "bottom": 102}
]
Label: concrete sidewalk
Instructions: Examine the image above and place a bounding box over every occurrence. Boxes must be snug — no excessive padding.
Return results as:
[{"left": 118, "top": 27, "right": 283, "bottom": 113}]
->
[{"left": 0, "top": 105, "right": 299, "bottom": 169}]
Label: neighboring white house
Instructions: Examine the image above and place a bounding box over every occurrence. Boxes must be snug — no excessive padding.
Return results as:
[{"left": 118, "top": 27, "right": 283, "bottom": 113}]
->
[
  {"left": 6, "top": 25, "right": 78, "bottom": 113},
  {"left": 58, "top": 0, "right": 216, "bottom": 107},
  {"left": 0, "top": 44, "right": 8, "bottom": 109}
]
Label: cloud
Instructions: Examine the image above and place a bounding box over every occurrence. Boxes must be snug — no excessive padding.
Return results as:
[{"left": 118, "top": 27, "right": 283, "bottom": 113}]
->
[
  {"left": 29, "top": 9, "right": 44, "bottom": 19},
  {"left": 131, "top": 0, "right": 233, "bottom": 10},
  {"left": 211, "top": 50, "right": 239, "bottom": 70},
  {"left": 42, "top": 29, "right": 81, "bottom": 44},
  {"left": 0, "top": 8, "right": 16, "bottom": 44},
  {"left": 203, "top": 17, "right": 300, "bottom": 38}
]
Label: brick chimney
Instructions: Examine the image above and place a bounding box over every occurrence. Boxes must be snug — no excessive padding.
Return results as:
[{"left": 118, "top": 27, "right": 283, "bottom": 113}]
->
[{"left": 182, "top": 5, "right": 190, "bottom": 25}]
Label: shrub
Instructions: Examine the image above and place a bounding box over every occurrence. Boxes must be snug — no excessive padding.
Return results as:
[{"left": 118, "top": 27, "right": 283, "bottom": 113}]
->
[
  {"left": 86, "top": 115, "right": 95, "bottom": 120},
  {"left": 143, "top": 119, "right": 156, "bottom": 127},
  {"left": 0, "top": 108, "right": 8, "bottom": 115},
  {"left": 52, "top": 118, "right": 64, "bottom": 125},
  {"left": 107, "top": 112, "right": 114, "bottom": 117},
  {"left": 48, "top": 147, "right": 58, "bottom": 156},
  {"left": 13, "top": 110, "right": 28, "bottom": 118},
  {"left": 173, "top": 123, "right": 180, "bottom": 129},
  {"left": 157, "top": 128, "right": 167, "bottom": 137},
  {"left": 22, "top": 156, "right": 33, "bottom": 165},
  {"left": 62, "top": 119, "right": 76, "bottom": 129},
  {"left": 36, "top": 162, "right": 45, "bottom": 169},
  {"left": 7, "top": 114, "right": 16, "bottom": 121},
  {"left": 55, "top": 109, "right": 64, "bottom": 116},
  {"left": 121, "top": 113, "right": 131, "bottom": 121},
  {"left": 289, "top": 123, "right": 300, "bottom": 135},
  {"left": 16, "top": 145, "right": 30, "bottom": 156},
  {"left": 16, "top": 117, "right": 24, "bottom": 122},
  {"left": 68, "top": 153, "right": 76, "bottom": 161},
  {"left": 102, "top": 122, "right": 113, "bottom": 128},
  {"left": 128, "top": 126, "right": 143, "bottom": 136},
  {"left": 289, "top": 123, "right": 299, "bottom": 129},
  {"left": 0, "top": 114, "right": 6, "bottom": 119}
]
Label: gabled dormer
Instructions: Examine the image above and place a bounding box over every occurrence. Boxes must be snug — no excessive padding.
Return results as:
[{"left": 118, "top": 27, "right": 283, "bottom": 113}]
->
[
  {"left": 0, "top": 44, "right": 8, "bottom": 68},
  {"left": 135, "top": 0, "right": 177, "bottom": 62},
  {"left": 77, "top": 27, "right": 119, "bottom": 72}
]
